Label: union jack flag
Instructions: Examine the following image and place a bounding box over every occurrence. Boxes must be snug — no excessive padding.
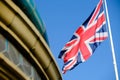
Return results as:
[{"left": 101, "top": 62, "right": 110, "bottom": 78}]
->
[{"left": 58, "top": 0, "right": 108, "bottom": 74}]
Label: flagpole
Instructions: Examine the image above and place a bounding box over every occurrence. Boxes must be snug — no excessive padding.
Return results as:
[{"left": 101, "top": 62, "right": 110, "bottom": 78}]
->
[{"left": 104, "top": 0, "right": 119, "bottom": 80}]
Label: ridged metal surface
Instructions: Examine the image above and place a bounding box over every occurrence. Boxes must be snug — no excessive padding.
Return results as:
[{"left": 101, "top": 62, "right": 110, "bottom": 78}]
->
[{"left": 0, "top": 0, "right": 62, "bottom": 80}]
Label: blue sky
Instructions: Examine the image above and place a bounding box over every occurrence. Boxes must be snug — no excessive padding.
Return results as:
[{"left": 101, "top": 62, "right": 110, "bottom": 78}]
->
[{"left": 35, "top": 0, "right": 120, "bottom": 80}]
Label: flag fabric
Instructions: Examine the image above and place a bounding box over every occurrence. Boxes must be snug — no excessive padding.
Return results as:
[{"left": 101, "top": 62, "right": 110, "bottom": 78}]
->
[{"left": 58, "top": 0, "right": 108, "bottom": 74}]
